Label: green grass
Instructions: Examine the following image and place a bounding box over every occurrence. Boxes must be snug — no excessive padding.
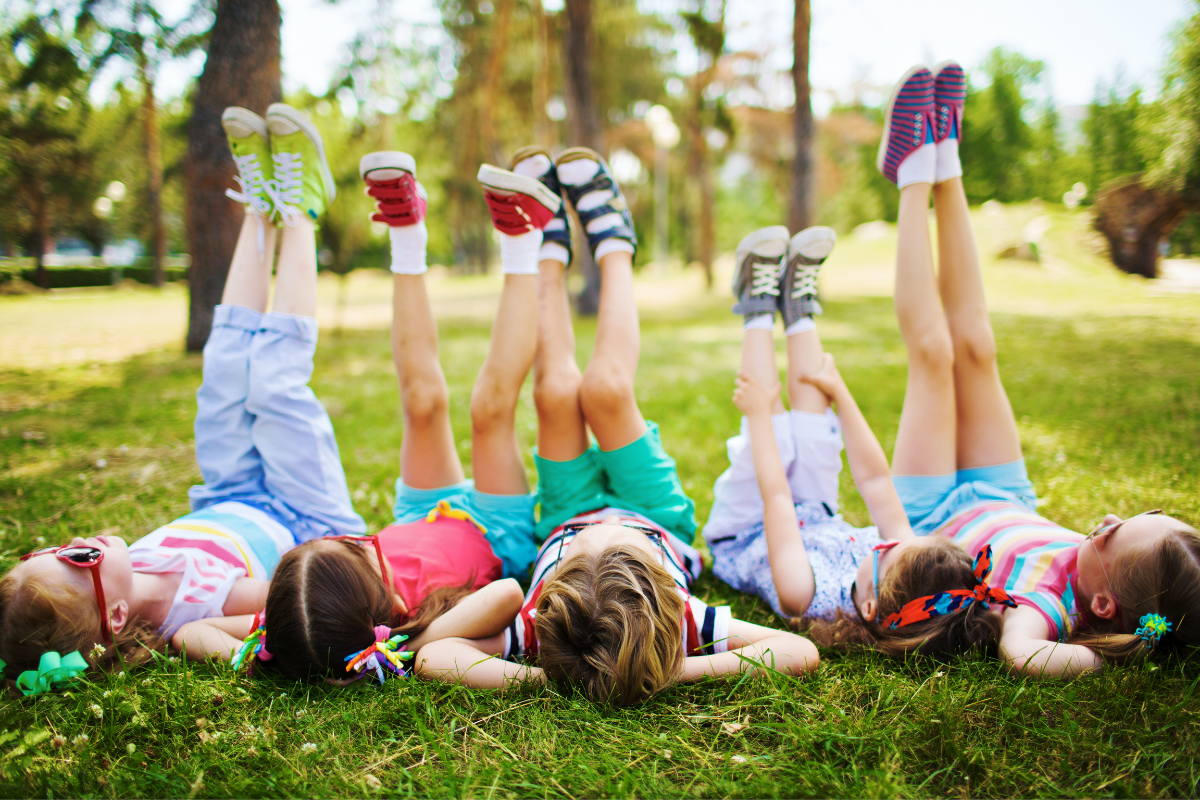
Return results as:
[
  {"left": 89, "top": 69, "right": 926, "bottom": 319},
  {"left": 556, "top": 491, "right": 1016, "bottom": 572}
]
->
[{"left": 2, "top": 211, "right": 1200, "bottom": 797}]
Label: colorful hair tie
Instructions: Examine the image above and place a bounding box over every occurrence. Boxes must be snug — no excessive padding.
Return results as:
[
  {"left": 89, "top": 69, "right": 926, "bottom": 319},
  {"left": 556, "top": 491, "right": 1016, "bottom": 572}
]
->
[
  {"left": 1135, "top": 613, "right": 1172, "bottom": 650},
  {"left": 882, "top": 545, "right": 1018, "bottom": 630},
  {"left": 232, "top": 610, "right": 272, "bottom": 671},
  {"left": 5, "top": 650, "right": 90, "bottom": 697},
  {"left": 344, "top": 624, "right": 413, "bottom": 684}
]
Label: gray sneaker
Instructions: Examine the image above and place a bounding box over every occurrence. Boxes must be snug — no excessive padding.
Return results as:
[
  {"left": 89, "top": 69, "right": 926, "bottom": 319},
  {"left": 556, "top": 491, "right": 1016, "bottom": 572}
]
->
[
  {"left": 732, "top": 226, "right": 789, "bottom": 321},
  {"left": 780, "top": 226, "right": 836, "bottom": 325}
]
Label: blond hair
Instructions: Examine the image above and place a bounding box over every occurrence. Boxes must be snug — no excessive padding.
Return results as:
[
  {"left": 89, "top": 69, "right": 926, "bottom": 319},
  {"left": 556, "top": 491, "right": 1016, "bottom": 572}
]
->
[
  {"left": 534, "top": 543, "right": 686, "bottom": 706},
  {"left": 0, "top": 571, "right": 163, "bottom": 688}
]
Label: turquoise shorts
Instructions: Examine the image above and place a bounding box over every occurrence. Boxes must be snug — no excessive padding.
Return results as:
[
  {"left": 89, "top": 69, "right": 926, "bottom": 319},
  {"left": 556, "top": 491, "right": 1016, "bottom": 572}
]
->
[
  {"left": 534, "top": 421, "right": 697, "bottom": 543},
  {"left": 392, "top": 479, "right": 537, "bottom": 580},
  {"left": 893, "top": 458, "right": 1039, "bottom": 535}
]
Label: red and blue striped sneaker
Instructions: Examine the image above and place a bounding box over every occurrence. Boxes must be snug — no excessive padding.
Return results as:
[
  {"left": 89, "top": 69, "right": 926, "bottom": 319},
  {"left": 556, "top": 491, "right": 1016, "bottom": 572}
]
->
[
  {"left": 933, "top": 60, "right": 966, "bottom": 144},
  {"left": 360, "top": 151, "right": 427, "bottom": 227},
  {"left": 876, "top": 65, "right": 936, "bottom": 186}
]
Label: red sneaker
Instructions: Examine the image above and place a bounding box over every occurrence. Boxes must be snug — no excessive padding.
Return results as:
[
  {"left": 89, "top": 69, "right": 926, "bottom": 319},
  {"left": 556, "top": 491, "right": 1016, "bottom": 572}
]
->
[
  {"left": 477, "top": 164, "right": 561, "bottom": 235},
  {"left": 360, "top": 151, "right": 426, "bottom": 227}
]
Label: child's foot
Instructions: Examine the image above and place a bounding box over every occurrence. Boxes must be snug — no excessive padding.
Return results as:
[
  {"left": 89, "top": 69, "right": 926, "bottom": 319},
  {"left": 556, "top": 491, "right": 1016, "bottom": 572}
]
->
[
  {"left": 266, "top": 103, "right": 336, "bottom": 224},
  {"left": 732, "top": 226, "right": 788, "bottom": 325},
  {"left": 477, "top": 164, "right": 561, "bottom": 234},
  {"left": 555, "top": 148, "right": 637, "bottom": 260},
  {"left": 360, "top": 151, "right": 428, "bottom": 275},
  {"left": 876, "top": 65, "right": 936, "bottom": 188},
  {"left": 360, "top": 151, "right": 427, "bottom": 227},
  {"left": 780, "top": 226, "right": 836, "bottom": 325},
  {"left": 222, "top": 107, "right": 273, "bottom": 254},
  {"left": 510, "top": 145, "right": 572, "bottom": 266},
  {"left": 933, "top": 60, "right": 966, "bottom": 184}
]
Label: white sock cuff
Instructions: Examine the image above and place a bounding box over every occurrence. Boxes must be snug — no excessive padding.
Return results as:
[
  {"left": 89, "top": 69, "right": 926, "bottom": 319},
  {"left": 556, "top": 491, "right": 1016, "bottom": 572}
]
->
[
  {"left": 896, "top": 142, "right": 937, "bottom": 190},
  {"left": 500, "top": 229, "right": 543, "bottom": 274},
  {"left": 784, "top": 316, "right": 817, "bottom": 336},
  {"left": 595, "top": 238, "right": 634, "bottom": 261},
  {"left": 934, "top": 139, "right": 963, "bottom": 185},
  {"left": 743, "top": 313, "right": 775, "bottom": 331},
  {"left": 389, "top": 222, "right": 428, "bottom": 274},
  {"left": 513, "top": 154, "right": 552, "bottom": 178},
  {"left": 539, "top": 242, "right": 570, "bottom": 267},
  {"left": 557, "top": 158, "right": 599, "bottom": 186}
]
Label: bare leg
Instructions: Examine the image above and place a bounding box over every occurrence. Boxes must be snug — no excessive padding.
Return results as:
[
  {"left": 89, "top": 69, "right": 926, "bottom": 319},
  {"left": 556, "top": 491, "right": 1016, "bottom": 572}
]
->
[
  {"left": 221, "top": 212, "right": 277, "bottom": 312},
  {"left": 933, "top": 177, "right": 1023, "bottom": 469},
  {"left": 469, "top": 273, "right": 537, "bottom": 495},
  {"left": 579, "top": 251, "right": 647, "bottom": 451},
  {"left": 742, "top": 328, "right": 786, "bottom": 414},
  {"left": 272, "top": 218, "right": 318, "bottom": 317},
  {"left": 534, "top": 259, "right": 588, "bottom": 461},
  {"left": 393, "top": 273, "right": 465, "bottom": 489},
  {"left": 785, "top": 328, "right": 829, "bottom": 414},
  {"left": 891, "top": 183, "right": 957, "bottom": 477}
]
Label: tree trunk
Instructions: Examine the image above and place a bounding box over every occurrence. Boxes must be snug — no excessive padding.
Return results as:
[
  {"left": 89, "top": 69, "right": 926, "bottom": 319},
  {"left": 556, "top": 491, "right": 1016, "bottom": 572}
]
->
[
  {"left": 138, "top": 47, "right": 167, "bottom": 288},
  {"left": 184, "top": 0, "right": 282, "bottom": 351},
  {"left": 531, "top": 0, "right": 551, "bottom": 147},
  {"left": 1093, "top": 174, "right": 1190, "bottom": 279},
  {"left": 33, "top": 194, "right": 49, "bottom": 290},
  {"left": 480, "top": 0, "right": 514, "bottom": 166},
  {"left": 788, "top": 0, "right": 814, "bottom": 233},
  {"left": 562, "top": 0, "right": 602, "bottom": 314}
]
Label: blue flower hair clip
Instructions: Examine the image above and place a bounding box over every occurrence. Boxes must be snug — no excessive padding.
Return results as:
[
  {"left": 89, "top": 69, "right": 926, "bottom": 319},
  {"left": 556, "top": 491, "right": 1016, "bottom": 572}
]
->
[{"left": 1135, "top": 613, "right": 1172, "bottom": 650}]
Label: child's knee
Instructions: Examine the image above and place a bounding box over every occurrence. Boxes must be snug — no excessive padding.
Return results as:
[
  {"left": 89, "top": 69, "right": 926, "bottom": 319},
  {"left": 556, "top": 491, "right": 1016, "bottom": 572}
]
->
[
  {"left": 950, "top": 324, "right": 997, "bottom": 369},
  {"left": 469, "top": 378, "right": 517, "bottom": 433},
  {"left": 402, "top": 376, "right": 449, "bottom": 428},
  {"left": 909, "top": 329, "right": 955, "bottom": 374},
  {"left": 534, "top": 369, "right": 582, "bottom": 419},
  {"left": 579, "top": 362, "right": 635, "bottom": 419}
]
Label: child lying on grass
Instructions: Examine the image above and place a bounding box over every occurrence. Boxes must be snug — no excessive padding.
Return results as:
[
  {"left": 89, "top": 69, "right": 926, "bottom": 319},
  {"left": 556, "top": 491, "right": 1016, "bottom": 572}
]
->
[{"left": 415, "top": 147, "right": 819, "bottom": 704}]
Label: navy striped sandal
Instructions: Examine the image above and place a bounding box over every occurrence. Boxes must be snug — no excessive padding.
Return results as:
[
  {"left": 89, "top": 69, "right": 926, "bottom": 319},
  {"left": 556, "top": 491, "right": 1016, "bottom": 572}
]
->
[{"left": 554, "top": 147, "right": 638, "bottom": 259}]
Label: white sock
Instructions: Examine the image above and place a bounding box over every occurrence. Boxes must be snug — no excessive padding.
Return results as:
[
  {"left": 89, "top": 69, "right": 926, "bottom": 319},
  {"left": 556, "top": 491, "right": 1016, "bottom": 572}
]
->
[
  {"left": 784, "top": 316, "right": 816, "bottom": 336},
  {"left": 557, "top": 158, "right": 626, "bottom": 239},
  {"left": 500, "top": 229, "right": 543, "bottom": 274},
  {"left": 743, "top": 313, "right": 775, "bottom": 331},
  {"left": 935, "top": 138, "right": 962, "bottom": 184},
  {"left": 595, "top": 239, "right": 635, "bottom": 260},
  {"left": 513, "top": 153, "right": 552, "bottom": 179},
  {"left": 389, "top": 222, "right": 428, "bottom": 274},
  {"left": 896, "top": 143, "right": 936, "bottom": 189},
  {"left": 539, "top": 242, "right": 570, "bottom": 266}
]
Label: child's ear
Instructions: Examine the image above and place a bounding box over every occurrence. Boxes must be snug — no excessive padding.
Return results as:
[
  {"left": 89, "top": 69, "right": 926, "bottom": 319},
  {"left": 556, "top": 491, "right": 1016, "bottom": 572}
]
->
[
  {"left": 860, "top": 598, "right": 877, "bottom": 623},
  {"left": 108, "top": 599, "right": 131, "bottom": 635},
  {"left": 1089, "top": 590, "right": 1119, "bottom": 622},
  {"left": 392, "top": 593, "right": 408, "bottom": 616}
]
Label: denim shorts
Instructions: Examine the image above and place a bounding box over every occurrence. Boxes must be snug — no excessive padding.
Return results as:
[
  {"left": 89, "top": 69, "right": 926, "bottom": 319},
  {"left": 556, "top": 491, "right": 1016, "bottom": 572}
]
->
[{"left": 893, "top": 458, "right": 1039, "bottom": 535}]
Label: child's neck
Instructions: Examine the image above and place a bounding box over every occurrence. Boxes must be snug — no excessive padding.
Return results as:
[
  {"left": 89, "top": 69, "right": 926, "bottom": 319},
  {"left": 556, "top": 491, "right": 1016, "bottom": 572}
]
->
[{"left": 128, "top": 571, "right": 184, "bottom": 629}]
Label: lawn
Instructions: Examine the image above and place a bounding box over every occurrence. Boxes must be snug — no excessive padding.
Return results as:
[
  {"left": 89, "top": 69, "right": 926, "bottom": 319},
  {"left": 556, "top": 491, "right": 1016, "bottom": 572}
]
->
[{"left": 1, "top": 205, "right": 1199, "bottom": 798}]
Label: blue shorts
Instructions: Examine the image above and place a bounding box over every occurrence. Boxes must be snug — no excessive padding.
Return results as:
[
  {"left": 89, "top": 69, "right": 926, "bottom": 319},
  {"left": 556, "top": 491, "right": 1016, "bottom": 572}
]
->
[
  {"left": 893, "top": 459, "right": 1039, "bottom": 535},
  {"left": 392, "top": 480, "right": 537, "bottom": 580}
]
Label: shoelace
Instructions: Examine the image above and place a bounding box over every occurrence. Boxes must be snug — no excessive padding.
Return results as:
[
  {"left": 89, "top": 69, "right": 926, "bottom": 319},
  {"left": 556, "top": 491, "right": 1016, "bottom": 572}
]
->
[
  {"left": 750, "top": 261, "right": 781, "bottom": 298},
  {"left": 269, "top": 151, "right": 304, "bottom": 227},
  {"left": 225, "top": 153, "right": 272, "bottom": 257},
  {"left": 484, "top": 192, "right": 535, "bottom": 234},
  {"left": 367, "top": 180, "right": 422, "bottom": 224},
  {"left": 791, "top": 266, "right": 819, "bottom": 298}
]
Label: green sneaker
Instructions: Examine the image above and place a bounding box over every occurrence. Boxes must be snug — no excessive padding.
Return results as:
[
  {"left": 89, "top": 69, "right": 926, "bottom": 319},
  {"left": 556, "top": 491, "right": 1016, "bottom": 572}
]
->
[
  {"left": 265, "top": 103, "right": 336, "bottom": 224},
  {"left": 222, "top": 107, "right": 274, "bottom": 218}
]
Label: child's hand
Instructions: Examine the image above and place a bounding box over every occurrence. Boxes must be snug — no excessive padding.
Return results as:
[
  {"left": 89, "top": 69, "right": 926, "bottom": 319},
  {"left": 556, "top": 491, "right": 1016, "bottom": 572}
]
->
[
  {"left": 733, "top": 371, "right": 781, "bottom": 417},
  {"left": 798, "top": 353, "right": 846, "bottom": 401}
]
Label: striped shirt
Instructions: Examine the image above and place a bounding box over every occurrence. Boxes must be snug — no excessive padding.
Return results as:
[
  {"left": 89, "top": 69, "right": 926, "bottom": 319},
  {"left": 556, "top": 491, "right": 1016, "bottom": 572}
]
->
[
  {"left": 129, "top": 501, "right": 296, "bottom": 637},
  {"left": 503, "top": 507, "right": 729, "bottom": 663},
  {"left": 936, "top": 500, "right": 1083, "bottom": 639}
]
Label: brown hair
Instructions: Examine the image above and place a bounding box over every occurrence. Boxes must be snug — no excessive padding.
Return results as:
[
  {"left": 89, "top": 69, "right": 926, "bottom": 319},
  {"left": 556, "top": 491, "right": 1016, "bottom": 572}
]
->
[
  {"left": 806, "top": 538, "right": 1003, "bottom": 659},
  {"left": 534, "top": 543, "right": 686, "bottom": 706},
  {"left": 0, "top": 571, "right": 164, "bottom": 690},
  {"left": 1069, "top": 519, "right": 1200, "bottom": 662},
  {"left": 258, "top": 539, "right": 471, "bottom": 682}
]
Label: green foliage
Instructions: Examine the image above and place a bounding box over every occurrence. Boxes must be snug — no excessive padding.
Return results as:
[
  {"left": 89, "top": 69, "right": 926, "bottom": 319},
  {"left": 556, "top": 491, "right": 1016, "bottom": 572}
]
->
[
  {"left": 1146, "top": 0, "right": 1200, "bottom": 202},
  {"left": 1083, "top": 82, "right": 1148, "bottom": 194}
]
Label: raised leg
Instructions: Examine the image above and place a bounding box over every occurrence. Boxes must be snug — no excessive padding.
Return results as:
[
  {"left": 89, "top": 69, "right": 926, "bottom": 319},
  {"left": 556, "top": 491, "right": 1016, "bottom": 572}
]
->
[
  {"left": 784, "top": 326, "right": 829, "bottom": 415},
  {"left": 533, "top": 259, "right": 588, "bottom": 461},
  {"left": 271, "top": 217, "right": 318, "bottom": 317},
  {"left": 579, "top": 251, "right": 647, "bottom": 451},
  {"left": 743, "top": 328, "right": 786, "bottom": 414},
  {"left": 221, "top": 211, "right": 277, "bottom": 312},
  {"left": 933, "top": 177, "right": 1023, "bottom": 469},
  {"left": 891, "top": 182, "right": 957, "bottom": 477},
  {"left": 469, "top": 273, "right": 537, "bottom": 495}
]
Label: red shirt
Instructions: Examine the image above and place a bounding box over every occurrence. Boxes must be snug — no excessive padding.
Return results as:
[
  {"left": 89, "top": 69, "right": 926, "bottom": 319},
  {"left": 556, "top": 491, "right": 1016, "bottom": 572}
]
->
[{"left": 377, "top": 507, "right": 502, "bottom": 610}]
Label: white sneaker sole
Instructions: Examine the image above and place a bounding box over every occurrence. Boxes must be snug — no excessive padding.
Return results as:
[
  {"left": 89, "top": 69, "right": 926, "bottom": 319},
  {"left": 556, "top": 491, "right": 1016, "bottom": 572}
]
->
[
  {"left": 266, "top": 103, "right": 337, "bottom": 203},
  {"left": 876, "top": 64, "right": 929, "bottom": 176},
  {"left": 477, "top": 164, "right": 562, "bottom": 214},
  {"left": 222, "top": 107, "right": 269, "bottom": 141},
  {"left": 789, "top": 226, "right": 837, "bottom": 262},
  {"left": 360, "top": 151, "right": 417, "bottom": 183}
]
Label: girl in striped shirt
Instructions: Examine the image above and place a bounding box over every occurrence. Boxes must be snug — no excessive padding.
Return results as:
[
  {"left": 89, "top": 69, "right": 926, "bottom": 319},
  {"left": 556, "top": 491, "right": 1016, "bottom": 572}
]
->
[{"left": 830, "top": 63, "right": 1200, "bottom": 675}]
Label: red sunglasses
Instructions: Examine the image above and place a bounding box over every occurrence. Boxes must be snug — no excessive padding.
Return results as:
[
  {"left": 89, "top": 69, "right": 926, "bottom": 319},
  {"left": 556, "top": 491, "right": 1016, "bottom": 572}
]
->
[
  {"left": 326, "top": 535, "right": 388, "bottom": 587},
  {"left": 20, "top": 545, "right": 112, "bottom": 644}
]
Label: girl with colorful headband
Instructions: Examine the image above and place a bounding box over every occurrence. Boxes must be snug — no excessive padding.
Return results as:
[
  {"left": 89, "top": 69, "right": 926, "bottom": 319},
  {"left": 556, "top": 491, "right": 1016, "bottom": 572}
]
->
[
  {"left": 824, "top": 62, "right": 1200, "bottom": 673},
  {"left": 0, "top": 105, "right": 366, "bottom": 693}
]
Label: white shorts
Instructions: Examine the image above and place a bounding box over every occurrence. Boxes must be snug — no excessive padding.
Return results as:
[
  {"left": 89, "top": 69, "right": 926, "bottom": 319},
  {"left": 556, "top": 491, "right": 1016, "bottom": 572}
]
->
[{"left": 703, "top": 409, "right": 844, "bottom": 544}]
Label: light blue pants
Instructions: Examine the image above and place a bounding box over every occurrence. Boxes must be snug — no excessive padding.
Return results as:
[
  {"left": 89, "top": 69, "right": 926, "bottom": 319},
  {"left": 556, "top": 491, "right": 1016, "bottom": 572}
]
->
[{"left": 187, "top": 304, "right": 366, "bottom": 542}]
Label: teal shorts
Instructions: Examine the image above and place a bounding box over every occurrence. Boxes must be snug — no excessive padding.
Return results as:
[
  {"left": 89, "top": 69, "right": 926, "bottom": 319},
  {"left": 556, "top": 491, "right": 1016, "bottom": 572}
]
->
[
  {"left": 893, "top": 458, "right": 1039, "bottom": 535},
  {"left": 392, "top": 479, "right": 537, "bottom": 580},
  {"left": 534, "top": 421, "right": 697, "bottom": 543}
]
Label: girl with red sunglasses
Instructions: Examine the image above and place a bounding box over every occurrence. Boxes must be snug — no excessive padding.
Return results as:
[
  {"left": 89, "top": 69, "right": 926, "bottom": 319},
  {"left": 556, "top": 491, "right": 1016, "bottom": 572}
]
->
[{"left": 1, "top": 107, "right": 365, "bottom": 688}]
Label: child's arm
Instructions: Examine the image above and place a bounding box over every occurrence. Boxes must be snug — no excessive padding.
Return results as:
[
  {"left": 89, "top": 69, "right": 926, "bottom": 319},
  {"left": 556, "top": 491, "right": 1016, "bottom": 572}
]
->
[
  {"left": 413, "top": 633, "right": 545, "bottom": 688},
  {"left": 999, "top": 605, "right": 1102, "bottom": 678},
  {"left": 406, "top": 579, "right": 525, "bottom": 651},
  {"left": 799, "top": 354, "right": 914, "bottom": 542},
  {"left": 679, "top": 618, "right": 819, "bottom": 681},
  {"left": 733, "top": 371, "right": 816, "bottom": 615},
  {"left": 172, "top": 614, "right": 256, "bottom": 662},
  {"left": 221, "top": 577, "right": 269, "bottom": 616}
]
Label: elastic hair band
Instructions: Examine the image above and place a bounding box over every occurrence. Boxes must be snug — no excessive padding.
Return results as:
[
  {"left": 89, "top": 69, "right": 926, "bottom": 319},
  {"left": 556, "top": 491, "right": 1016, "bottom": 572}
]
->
[
  {"left": 1135, "top": 613, "right": 1172, "bottom": 650},
  {"left": 882, "top": 544, "right": 1018, "bottom": 630},
  {"left": 344, "top": 624, "right": 413, "bottom": 685},
  {"left": 232, "top": 610, "right": 272, "bottom": 671}
]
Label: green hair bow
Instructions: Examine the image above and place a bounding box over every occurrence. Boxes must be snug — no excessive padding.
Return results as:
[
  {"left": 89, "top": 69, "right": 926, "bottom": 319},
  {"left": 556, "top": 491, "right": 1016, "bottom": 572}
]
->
[{"left": 0, "top": 651, "right": 89, "bottom": 697}]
